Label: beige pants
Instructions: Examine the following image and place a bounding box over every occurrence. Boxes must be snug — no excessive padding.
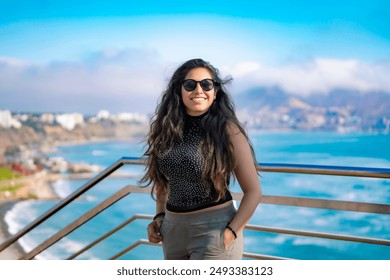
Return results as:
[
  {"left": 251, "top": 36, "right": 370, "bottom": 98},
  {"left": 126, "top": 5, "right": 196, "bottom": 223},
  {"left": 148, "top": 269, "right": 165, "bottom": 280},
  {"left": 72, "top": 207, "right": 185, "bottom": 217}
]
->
[{"left": 160, "top": 202, "right": 243, "bottom": 260}]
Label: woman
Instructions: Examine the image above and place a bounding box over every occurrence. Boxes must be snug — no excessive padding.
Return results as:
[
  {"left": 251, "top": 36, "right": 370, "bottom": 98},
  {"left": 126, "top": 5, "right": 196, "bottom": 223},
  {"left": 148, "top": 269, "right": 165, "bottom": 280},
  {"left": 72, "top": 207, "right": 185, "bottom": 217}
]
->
[{"left": 141, "top": 58, "right": 261, "bottom": 260}]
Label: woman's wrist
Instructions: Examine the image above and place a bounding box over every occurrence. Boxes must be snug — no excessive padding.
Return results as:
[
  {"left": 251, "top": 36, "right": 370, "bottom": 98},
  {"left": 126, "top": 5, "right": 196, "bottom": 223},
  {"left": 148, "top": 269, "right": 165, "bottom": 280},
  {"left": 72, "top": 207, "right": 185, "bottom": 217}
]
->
[
  {"left": 225, "top": 224, "right": 237, "bottom": 239},
  {"left": 153, "top": 212, "right": 165, "bottom": 220}
]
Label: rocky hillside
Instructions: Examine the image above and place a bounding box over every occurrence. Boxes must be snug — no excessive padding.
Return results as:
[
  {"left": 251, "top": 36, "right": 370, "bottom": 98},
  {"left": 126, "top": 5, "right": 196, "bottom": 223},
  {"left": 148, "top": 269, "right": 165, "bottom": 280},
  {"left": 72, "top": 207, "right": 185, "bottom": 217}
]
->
[
  {"left": 0, "top": 120, "right": 148, "bottom": 164},
  {"left": 235, "top": 87, "right": 390, "bottom": 131}
]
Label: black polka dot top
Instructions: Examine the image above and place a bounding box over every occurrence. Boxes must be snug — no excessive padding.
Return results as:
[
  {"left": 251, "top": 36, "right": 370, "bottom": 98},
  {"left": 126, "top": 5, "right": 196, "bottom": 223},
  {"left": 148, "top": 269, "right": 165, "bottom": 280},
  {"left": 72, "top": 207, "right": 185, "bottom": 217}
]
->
[{"left": 157, "top": 112, "right": 232, "bottom": 212}]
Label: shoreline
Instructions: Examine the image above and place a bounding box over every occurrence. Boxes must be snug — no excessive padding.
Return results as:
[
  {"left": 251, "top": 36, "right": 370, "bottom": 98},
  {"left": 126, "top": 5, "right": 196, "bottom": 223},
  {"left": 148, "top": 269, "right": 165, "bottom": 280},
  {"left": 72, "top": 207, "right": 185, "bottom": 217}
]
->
[
  {"left": 0, "top": 171, "right": 61, "bottom": 260},
  {"left": 0, "top": 200, "right": 26, "bottom": 259},
  {"left": 53, "top": 135, "right": 144, "bottom": 147}
]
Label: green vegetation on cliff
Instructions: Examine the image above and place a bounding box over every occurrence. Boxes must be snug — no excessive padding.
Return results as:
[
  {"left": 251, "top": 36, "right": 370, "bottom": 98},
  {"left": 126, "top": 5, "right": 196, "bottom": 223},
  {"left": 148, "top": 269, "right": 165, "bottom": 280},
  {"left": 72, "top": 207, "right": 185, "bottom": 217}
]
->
[{"left": 0, "top": 167, "right": 21, "bottom": 181}]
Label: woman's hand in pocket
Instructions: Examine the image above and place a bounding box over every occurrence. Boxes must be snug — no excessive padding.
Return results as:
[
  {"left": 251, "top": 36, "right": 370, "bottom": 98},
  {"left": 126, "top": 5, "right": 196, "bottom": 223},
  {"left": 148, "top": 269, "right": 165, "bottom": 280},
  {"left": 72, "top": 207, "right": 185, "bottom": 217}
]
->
[
  {"left": 147, "top": 217, "right": 163, "bottom": 243},
  {"left": 223, "top": 228, "right": 235, "bottom": 250}
]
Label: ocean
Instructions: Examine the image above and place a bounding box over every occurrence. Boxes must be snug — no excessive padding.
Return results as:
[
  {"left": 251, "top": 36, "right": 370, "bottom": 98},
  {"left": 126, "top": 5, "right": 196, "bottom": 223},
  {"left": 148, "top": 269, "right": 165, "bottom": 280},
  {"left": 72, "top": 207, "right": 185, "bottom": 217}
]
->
[{"left": 4, "top": 132, "right": 390, "bottom": 260}]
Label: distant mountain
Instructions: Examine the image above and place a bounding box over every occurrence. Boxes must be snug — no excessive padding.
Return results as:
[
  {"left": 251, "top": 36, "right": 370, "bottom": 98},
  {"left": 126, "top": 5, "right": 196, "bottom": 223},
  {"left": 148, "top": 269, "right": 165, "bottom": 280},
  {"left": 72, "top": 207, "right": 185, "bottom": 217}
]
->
[
  {"left": 235, "top": 87, "right": 291, "bottom": 110},
  {"left": 236, "top": 87, "right": 390, "bottom": 114},
  {"left": 305, "top": 90, "right": 390, "bottom": 118},
  {"left": 234, "top": 87, "right": 390, "bottom": 132}
]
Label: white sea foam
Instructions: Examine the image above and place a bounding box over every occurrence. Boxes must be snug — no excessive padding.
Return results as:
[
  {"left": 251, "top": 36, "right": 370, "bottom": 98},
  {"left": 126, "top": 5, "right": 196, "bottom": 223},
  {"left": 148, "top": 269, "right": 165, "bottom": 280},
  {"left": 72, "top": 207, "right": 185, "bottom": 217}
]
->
[
  {"left": 4, "top": 201, "right": 49, "bottom": 259},
  {"left": 243, "top": 236, "right": 258, "bottom": 246},
  {"left": 4, "top": 200, "right": 99, "bottom": 260},
  {"left": 355, "top": 226, "right": 371, "bottom": 235},
  {"left": 17, "top": 235, "right": 52, "bottom": 260},
  {"left": 340, "top": 192, "right": 358, "bottom": 200},
  {"left": 296, "top": 208, "right": 316, "bottom": 216},
  {"left": 313, "top": 218, "right": 329, "bottom": 226},
  {"left": 92, "top": 150, "right": 106, "bottom": 156},
  {"left": 52, "top": 179, "right": 74, "bottom": 198},
  {"left": 85, "top": 195, "right": 97, "bottom": 202},
  {"left": 292, "top": 237, "right": 329, "bottom": 246},
  {"left": 4, "top": 201, "right": 36, "bottom": 235},
  {"left": 270, "top": 235, "right": 289, "bottom": 245},
  {"left": 57, "top": 238, "right": 88, "bottom": 255}
]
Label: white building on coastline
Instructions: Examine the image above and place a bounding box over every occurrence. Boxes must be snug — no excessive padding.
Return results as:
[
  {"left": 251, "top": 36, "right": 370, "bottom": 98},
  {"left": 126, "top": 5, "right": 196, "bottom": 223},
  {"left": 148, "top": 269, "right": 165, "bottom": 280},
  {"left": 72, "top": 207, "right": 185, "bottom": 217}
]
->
[
  {"left": 96, "top": 110, "right": 110, "bottom": 120},
  {"left": 0, "top": 110, "right": 22, "bottom": 129},
  {"left": 55, "top": 113, "right": 85, "bottom": 130},
  {"left": 40, "top": 113, "right": 55, "bottom": 124},
  {"left": 115, "top": 112, "right": 148, "bottom": 123},
  {"left": 93, "top": 110, "right": 148, "bottom": 123}
]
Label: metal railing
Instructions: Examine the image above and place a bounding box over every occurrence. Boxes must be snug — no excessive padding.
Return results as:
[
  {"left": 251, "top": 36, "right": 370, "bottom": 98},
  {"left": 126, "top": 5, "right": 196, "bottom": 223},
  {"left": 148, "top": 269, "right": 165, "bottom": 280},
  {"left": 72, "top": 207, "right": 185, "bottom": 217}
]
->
[{"left": 1, "top": 156, "right": 389, "bottom": 260}]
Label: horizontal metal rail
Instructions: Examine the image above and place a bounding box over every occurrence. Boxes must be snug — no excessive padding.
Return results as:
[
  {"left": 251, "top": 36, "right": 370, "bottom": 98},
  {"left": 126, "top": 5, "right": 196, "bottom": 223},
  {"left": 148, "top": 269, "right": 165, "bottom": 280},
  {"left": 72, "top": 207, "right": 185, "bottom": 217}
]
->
[
  {"left": 122, "top": 156, "right": 390, "bottom": 178},
  {"left": 259, "top": 163, "right": 390, "bottom": 179},
  {"left": 245, "top": 224, "right": 390, "bottom": 246},
  {"left": 124, "top": 185, "right": 390, "bottom": 214},
  {"left": 243, "top": 252, "right": 290, "bottom": 260},
  {"left": 245, "top": 194, "right": 390, "bottom": 214},
  {"left": 1, "top": 156, "right": 389, "bottom": 260}
]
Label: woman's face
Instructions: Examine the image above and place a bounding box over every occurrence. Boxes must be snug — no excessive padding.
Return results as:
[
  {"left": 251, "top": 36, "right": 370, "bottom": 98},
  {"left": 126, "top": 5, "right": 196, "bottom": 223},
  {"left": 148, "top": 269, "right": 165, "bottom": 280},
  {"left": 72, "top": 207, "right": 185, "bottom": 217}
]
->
[{"left": 181, "top": 67, "right": 217, "bottom": 116}]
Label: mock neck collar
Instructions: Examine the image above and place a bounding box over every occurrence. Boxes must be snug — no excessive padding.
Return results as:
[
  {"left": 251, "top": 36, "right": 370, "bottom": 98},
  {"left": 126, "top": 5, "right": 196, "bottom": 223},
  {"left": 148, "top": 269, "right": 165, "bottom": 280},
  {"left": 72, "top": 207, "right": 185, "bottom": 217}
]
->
[{"left": 184, "top": 111, "right": 209, "bottom": 121}]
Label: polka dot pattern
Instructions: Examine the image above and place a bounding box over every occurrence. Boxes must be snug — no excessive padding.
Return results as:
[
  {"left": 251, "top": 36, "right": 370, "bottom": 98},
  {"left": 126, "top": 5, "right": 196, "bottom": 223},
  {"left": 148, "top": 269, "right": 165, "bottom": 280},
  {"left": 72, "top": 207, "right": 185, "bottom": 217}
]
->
[{"left": 157, "top": 114, "right": 231, "bottom": 212}]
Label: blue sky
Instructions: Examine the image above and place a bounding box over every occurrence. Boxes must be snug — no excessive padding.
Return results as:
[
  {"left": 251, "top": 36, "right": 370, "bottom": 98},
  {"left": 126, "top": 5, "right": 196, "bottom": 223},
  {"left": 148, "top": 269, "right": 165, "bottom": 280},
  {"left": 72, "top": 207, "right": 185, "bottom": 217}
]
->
[{"left": 1, "top": 0, "right": 389, "bottom": 114}]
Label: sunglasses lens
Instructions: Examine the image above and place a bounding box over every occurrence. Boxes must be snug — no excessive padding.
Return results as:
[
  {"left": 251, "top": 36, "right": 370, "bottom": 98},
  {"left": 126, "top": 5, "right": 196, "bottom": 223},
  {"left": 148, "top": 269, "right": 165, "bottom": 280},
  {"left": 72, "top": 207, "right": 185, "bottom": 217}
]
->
[
  {"left": 183, "top": 80, "right": 197, "bottom": 91},
  {"left": 200, "top": 79, "right": 214, "bottom": 91}
]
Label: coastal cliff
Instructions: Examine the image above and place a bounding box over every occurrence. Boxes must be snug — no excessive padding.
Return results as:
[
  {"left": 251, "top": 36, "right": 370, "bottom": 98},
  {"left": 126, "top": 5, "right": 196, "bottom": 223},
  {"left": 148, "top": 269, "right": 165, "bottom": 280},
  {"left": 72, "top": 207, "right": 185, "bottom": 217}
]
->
[
  {"left": 0, "top": 120, "right": 148, "bottom": 163},
  {"left": 0, "top": 117, "right": 148, "bottom": 201}
]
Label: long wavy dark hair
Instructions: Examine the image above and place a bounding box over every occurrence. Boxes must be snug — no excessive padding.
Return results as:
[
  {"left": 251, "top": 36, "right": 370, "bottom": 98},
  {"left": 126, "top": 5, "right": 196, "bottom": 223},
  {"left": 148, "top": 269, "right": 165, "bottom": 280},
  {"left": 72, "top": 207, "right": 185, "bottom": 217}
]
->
[{"left": 140, "top": 58, "right": 257, "bottom": 200}]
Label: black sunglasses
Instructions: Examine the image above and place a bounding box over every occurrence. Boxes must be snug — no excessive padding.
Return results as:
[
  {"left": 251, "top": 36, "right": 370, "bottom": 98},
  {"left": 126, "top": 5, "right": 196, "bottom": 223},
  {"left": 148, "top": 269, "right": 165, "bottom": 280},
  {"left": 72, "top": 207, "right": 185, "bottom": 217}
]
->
[{"left": 182, "top": 79, "right": 218, "bottom": 92}]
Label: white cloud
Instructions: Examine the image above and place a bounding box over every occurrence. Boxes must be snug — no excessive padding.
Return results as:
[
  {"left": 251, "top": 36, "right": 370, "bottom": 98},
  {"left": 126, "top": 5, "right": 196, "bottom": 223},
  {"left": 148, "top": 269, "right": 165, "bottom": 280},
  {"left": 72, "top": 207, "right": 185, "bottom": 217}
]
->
[
  {"left": 0, "top": 49, "right": 168, "bottom": 113},
  {"left": 229, "top": 58, "right": 390, "bottom": 95},
  {"left": 39, "top": 49, "right": 164, "bottom": 95},
  {"left": 0, "top": 57, "right": 30, "bottom": 67}
]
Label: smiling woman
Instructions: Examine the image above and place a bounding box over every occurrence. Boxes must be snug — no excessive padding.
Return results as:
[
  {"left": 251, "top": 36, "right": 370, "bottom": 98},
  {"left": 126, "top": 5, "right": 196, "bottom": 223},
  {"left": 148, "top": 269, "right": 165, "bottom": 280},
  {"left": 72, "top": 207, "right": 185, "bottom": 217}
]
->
[{"left": 141, "top": 58, "right": 262, "bottom": 260}]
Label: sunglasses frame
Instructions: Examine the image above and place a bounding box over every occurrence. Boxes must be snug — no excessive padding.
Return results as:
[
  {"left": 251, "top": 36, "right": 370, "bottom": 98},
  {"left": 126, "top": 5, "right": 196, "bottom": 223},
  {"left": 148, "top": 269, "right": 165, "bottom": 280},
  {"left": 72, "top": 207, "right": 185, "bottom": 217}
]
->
[{"left": 182, "top": 79, "right": 219, "bottom": 92}]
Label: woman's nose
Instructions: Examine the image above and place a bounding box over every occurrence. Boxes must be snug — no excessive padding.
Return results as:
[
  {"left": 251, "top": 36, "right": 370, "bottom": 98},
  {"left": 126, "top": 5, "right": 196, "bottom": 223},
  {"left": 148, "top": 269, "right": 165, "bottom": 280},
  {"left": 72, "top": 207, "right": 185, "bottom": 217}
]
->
[{"left": 194, "top": 83, "right": 203, "bottom": 93}]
